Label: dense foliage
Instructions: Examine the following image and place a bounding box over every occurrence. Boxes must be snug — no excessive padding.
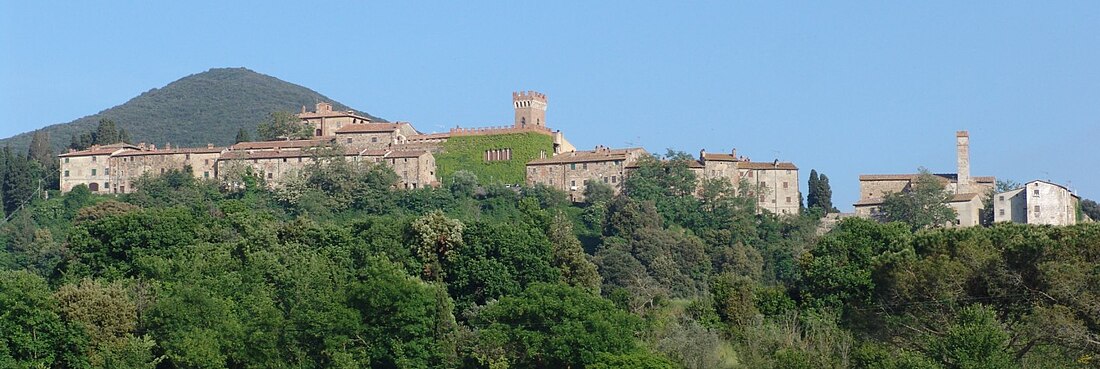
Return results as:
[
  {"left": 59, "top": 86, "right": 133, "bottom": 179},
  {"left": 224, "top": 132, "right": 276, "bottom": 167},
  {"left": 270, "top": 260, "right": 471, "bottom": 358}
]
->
[
  {"left": 435, "top": 132, "right": 554, "bottom": 186},
  {"left": 0, "top": 68, "right": 378, "bottom": 153},
  {"left": 1, "top": 153, "right": 1098, "bottom": 368}
]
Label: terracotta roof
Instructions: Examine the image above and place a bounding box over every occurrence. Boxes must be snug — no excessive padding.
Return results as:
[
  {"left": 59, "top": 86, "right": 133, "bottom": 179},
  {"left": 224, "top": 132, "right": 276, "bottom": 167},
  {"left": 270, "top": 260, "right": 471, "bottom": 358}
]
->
[
  {"left": 382, "top": 150, "right": 429, "bottom": 159},
  {"left": 701, "top": 153, "right": 739, "bottom": 162},
  {"left": 854, "top": 192, "right": 980, "bottom": 206},
  {"left": 230, "top": 139, "right": 334, "bottom": 150},
  {"left": 527, "top": 147, "right": 645, "bottom": 165},
  {"left": 219, "top": 150, "right": 320, "bottom": 160},
  {"left": 298, "top": 110, "right": 371, "bottom": 120},
  {"left": 686, "top": 160, "right": 705, "bottom": 168},
  {"left": 859, "top": 173, "right": 994, "bottom": 183},
  {"left": 335, "top": 123, "right": 404, "bottom": 134},
  {"left": 948, "top": 193, "right": 981, "bottom": 202},
  {"left": 738, "top": 161, "right": 798, "bottom": 170},
  {"left": 853, "top": 197, "right": 885, "bottom": 206},
  {"left": 113, "top": 147, "right": 224, "bottom": 157},
  {"left": 59, "top": 143, "right": 141, "bottom": 157}
]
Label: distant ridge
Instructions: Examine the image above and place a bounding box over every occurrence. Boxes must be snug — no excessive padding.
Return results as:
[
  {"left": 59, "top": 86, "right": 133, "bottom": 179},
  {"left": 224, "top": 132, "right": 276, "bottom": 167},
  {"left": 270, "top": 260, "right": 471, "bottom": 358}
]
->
[{"left": 0, "top": 67, "right": 382, "bottom": 152}]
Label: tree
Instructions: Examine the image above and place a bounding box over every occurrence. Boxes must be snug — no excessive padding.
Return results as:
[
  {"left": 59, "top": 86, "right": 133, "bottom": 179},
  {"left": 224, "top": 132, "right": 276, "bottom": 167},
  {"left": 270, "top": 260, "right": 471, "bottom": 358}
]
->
[
  {"left": 118, "top": 128, "right": 131, "bottom": 144},
  {"left": 807, "top": 169, "right": 836, "bottom": 213},
  {"left": 411, "top": 210, "right": 464, "bottom": 281},
  {"left": 981, "top": 180, "right": 1021, "bottom": 225},
  {"left": 1079, "top": 198, "right": 1099, "bottom": 221},
  {"left": 450, "top": 170, "right": 478, "bottom": 198},
  {"left": 584, "top": 180, "right": 615, "bottom": 205},
  {"left": 880, "top": 170, "right": 957, "bottom": 231},
  {"left": 93, "top": 119, "right": 121, "bottom": 145},
  {"left": 234, "top": 128, "right": 251, "bottom": 143},
  {"left": 470, "top": 283, "right": 648, "bottom": 368},
  {"left": 547, "top": 212, "right": 601, "bottom": 292},
  {"left": 28, "top": 129, "right": 58, "bottom": 190},
  {"left": 256, "top": 111, "right": 311, "bottom": 140},
  {"left": 927, "top": 305, "right": 1016, "bottom": 369},
  {"left": 0, "top": 270, "right": 86, "bottom": 368}
]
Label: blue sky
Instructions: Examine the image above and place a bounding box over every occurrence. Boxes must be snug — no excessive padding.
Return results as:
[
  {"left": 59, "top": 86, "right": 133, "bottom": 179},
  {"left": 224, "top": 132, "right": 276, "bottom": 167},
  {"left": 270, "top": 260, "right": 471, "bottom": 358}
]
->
[{"left": 2, "top": 1, "right": 1098, "bottom": 210}]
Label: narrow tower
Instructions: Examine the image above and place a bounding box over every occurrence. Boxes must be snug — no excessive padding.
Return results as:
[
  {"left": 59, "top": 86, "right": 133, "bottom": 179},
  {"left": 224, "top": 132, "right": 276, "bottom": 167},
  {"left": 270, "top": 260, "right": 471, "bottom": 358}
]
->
[
  {"left": 956, "top": 130, "right": 970, "bottom": 194},
  {"left": 513, "top": 91, "right": 547, "bottom": 130}
]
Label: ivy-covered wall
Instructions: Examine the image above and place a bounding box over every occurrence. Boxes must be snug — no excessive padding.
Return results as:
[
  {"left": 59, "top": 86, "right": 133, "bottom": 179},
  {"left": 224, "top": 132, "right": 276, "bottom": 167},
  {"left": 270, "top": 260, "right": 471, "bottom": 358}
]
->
[{"left": 436, "top": 132, "right": 554, "bottom": 185}]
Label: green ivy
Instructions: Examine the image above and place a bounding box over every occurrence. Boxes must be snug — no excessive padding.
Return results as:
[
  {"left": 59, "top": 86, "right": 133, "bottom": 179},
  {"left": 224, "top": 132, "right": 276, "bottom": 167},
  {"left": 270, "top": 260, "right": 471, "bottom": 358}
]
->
[{"left": 435, "top": 132, "right": 554, "bottom": 186}]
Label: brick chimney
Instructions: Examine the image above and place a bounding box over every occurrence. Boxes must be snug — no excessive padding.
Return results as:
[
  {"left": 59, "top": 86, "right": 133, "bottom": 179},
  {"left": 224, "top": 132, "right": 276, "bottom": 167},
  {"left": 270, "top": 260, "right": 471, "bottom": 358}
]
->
[{"left": 956, "top": 131, "right": 970, "bottom": 194}]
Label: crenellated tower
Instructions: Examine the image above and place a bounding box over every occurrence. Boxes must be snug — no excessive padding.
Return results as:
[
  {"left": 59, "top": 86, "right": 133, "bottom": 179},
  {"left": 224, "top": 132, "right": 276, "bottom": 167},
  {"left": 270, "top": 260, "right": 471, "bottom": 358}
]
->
[{"left": 513, "top": 91, "right": 547, "bottom": 130}]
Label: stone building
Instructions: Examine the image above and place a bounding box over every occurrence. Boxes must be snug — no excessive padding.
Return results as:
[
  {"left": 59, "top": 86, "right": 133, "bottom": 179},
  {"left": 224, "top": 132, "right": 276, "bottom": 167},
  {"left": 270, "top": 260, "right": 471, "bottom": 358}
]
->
[
  {"left": 334, "top": 122, "right": 419, "bottom": 150},
  {"left": 299, "top": 102, "right": 374, "bottom": 137},
  {"left": 215, "top": 143, "right": 437, "bottom": 190},
  {"left": 853, "top": 131, "right": 995, "bottom": 226},
  {"left": 994, "top": 180, "right": 1081, "bottom": 226},
  {"left": 109, "top": 144, "right": 225, "bottom": 193},
  {"left": 694, "top": 149, "right": 800, "bottom": 215},
  {"left": 525, "top": 146, "right": 647, "bottom": 202},
  {"left": 59, "top": 143, "right": 140, "bottom": 193}
]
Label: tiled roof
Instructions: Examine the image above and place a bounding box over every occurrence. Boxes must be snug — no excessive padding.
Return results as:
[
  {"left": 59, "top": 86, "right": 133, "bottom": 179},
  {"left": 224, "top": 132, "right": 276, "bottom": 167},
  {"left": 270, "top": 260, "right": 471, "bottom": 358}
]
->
[
  {"left": 738, "top": 161, "right": 798, "bottom": 170},
  {"left": 335, "top": 123, "right": 404, "bottom": 134},
  {"left": 113, "top": 147, "right": 224, "bottom": 157},
  {"left": 859, "top": 173, "right": 995, "bottom": 183},
  {"left": 948, "top": 193, "right": 981, "bottom": 202},
  {"left": 59, "top": 143, "right": 141, "bottom": 157},
  {"left": 527, "top": 147, "right": 645, "bottom": 165},
  {"left": 298, "top": 110, "right": 371, "bottom": 120},
  {"left": 701, "top": 153, "right": 739, "bottom": 162},
  {"left": 230, "top": 139, "right": 334, "bottom": 150},
  {"left": 854, "top": 192, "right": 981, "bottom": 207},
  {"left": 853, "top": 197, "right": 885, "bottom": 206}
]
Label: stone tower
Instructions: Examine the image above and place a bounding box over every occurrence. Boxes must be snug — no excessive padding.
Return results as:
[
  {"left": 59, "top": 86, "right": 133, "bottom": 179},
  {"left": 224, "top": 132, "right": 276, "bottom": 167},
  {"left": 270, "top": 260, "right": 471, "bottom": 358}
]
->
[
  {"left": 513, "top": 91, "right": 547, "bottom": 129},
  {"left": 956, "top": 130, "right": 970, "bottom": 194}
]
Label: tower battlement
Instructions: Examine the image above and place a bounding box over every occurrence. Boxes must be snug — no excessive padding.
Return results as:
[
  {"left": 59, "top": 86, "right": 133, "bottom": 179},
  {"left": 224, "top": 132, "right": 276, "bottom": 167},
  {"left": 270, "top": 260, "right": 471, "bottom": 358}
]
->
[{"left": 512, "top": 91, "right": 547, "bottom": 104}]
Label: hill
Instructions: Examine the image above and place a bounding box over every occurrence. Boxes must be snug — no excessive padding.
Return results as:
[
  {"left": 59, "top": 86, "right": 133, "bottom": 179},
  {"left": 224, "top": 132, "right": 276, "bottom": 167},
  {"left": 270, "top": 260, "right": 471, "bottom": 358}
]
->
[{"left": 0, "top": 67, "right": 382, "bottom": 153}]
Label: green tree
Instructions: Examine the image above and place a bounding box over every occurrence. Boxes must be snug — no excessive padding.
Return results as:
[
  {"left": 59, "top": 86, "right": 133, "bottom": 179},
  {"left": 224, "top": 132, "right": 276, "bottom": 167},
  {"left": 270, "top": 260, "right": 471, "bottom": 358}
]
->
[
  {"left": 234, "top": 128, "right": 251, "bottom": 143},
  {"left": 0, "top": 270, "right": 87, "bottom": 368},
  {"left": 927, "top": 305, "right": 1016, "bottom": 369},
  {"left": 256, "top": 111, "right": 311, "bottom": 140},
  {"left": 94, "top": 119, "right": 121, "bottom": 145},
  {"left": 471, "top": 283, "right": 648, "bottom": 368},
  {"left": 807, "top": 169, "right": 837, "bottom": 213},
  {"left": 1078, "top": 198, "right": 1099, "bottom": 221},
  {"left": 584, "top": 180, "right": 615, "bottom": 205},
  {"left": 450, "top": 170, "right": 478, "bottom": 198},
  {"left": 411, "top": 210, "right": 464, "bottom": 281},
  {"left": 880, "top": 170, "right": 957, "bottom": 231},
  {"left": 547, "top": 212, "right": 601, "bottom": 292},
  {"left": 28, "top": 129, "right": 59, "bottom": 190}
]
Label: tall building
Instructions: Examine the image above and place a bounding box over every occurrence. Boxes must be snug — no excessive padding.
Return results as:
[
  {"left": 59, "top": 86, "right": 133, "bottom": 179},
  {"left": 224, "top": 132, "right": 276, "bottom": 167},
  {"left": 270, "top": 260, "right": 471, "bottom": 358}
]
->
[
  {"left": 994, "top": 180, "right": 1081, "bottom": 226},
  {"left": 853, "top": 131, "right": 994, "bottom": 226}
]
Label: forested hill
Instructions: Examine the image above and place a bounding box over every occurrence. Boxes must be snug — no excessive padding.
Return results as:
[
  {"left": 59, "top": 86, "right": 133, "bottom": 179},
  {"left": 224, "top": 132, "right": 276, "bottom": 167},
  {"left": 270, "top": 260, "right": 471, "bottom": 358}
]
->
[{"left": 0, "top": 67, "right": 382, "bottom": 153}]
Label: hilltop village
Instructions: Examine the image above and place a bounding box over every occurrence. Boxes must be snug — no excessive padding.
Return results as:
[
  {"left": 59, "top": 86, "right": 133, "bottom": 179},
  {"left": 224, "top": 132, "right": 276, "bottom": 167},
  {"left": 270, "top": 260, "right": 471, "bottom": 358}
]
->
[{"left": 58, "top": 91, "right": 1083, "bottom": 226}]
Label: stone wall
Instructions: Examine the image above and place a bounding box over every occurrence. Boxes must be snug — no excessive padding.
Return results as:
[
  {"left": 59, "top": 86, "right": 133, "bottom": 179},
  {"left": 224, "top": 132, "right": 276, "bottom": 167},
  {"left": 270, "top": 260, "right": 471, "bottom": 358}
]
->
[{"left": 60, "top": 154, "right": 112, "bottom": 193}]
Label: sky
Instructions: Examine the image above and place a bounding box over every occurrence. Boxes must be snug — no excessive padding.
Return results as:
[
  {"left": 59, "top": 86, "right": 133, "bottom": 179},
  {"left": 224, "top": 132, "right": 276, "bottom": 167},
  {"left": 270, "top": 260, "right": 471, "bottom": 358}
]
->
[{"left": 2, "top": 1, "right": 1098, "bottom": 210}]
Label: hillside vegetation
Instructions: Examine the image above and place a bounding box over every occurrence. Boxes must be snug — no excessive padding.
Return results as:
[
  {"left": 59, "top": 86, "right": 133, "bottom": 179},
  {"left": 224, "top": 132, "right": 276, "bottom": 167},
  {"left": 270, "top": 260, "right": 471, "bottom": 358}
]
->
[
  {"left": 0, "top": 68, "right": 380, "bottom": 153},
  {"left": 1, "top": 155, "right": 1098, "bottom": 368}
]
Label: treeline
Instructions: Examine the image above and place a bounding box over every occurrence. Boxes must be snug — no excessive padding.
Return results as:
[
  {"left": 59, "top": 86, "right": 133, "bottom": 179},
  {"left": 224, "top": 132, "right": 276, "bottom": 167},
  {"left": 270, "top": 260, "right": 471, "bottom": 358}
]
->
[{"left": 0, "top": 152, "right": 1098, "bottom": 368}]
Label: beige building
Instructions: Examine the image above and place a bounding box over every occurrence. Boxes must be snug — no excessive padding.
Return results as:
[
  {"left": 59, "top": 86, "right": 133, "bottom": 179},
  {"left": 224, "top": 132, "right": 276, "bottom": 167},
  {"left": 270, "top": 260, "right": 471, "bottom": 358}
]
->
[
  {"left": 525, "top": 146, "right": 647, "bottom": 202},
  {"left": 853, "top": 131, "right": 994, "bottom": 227},
  {"left": 300, "top": 102, "right": 374, "bottom": 137},
  {"left": 694, "top": 149, "right": 800, "bottom": 215},
  {"left": 335, "top": 123, "right": 419, "bottom": 149},
  {"left": 216, "top": 144, "right": 437, "bottom": 190},
  {"left": 59, "top": 143, "right": 141, "bottom": 193},
  {"left": 994, "top": 180, "right": 1080, "bottom": 226},
  {"left": 108, "top": 144, "right": 225, "bottom": 193}
]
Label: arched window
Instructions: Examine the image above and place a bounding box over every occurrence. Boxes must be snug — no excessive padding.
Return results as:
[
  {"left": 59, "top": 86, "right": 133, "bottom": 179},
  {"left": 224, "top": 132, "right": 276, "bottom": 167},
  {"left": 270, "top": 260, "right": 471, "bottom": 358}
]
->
[{"left": 89, "top": 182, "right": 99, "bottom": 192}]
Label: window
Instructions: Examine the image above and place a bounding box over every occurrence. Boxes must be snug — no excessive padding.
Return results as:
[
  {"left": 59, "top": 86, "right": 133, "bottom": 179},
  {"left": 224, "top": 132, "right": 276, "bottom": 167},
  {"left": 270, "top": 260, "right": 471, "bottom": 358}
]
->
[
  {"left": 999, "top": 195, "right": 1004, "bottom": 201},
  {"left": 105, "top": 168, "right": 110, "bottom": 175},
  {"left": 612, "top": 176, "right": 617, "bottom": 183},
  {"left": 1033, "top": 189, "right": 1040, "bottom": 196},
  {"left": 204, "top": 171, "right": 210, "bottom": 178},
  {"left": 582, "top": 163, "right": 588, "bottom": 169},
  {"left": 104, "top": 182, "right": 109, "bottom": 189},
  {"left": 205, "top": 159, "right": 210, "bottom": 165},
  {"left": 347, "top": 138, "right": 353, "bottom": 144},
  {"left": 64, "top": 158, "right": 69, "bottom": 163},
  {"left": 283, "top": 158, "right": 287, "bottom": 162},
  {"left": 371, "top": 137, "right": 378, "bottom": 143},
  {"left": 786, "top": 196, "right": 791, "bottom": 203},
  {"left": 1034, "top": 205, "right": 1040, "bottom": 212},
  {"left": 570, "top": 163, "right": 576, "bottom": 170},
  {"left": 91, "top": 169, "right": 97, "bottom": 176},
  {"left": 748, "top": 171, "right": 754, "bottom": 178},
  {"left": 92, "top": 156, "right": 97, "bottom": 162},
  {"left": 603, "top": 177, "right": 609, "bottom": 183},
  {"left": 571, "top": 180, "right": 576, "bottom": 186},
  {"left": 999, "top": 209, "right": 1005, "bottom": 216},
  {"left": 267, "top": 173, "right": 273, "bottom": 179},
  {"left": 782, "top": 182, "right": 788, "bottom": 189},
  {"left": 185, "top": 154, "right": 191, "bottom": 160},
  {"left": 64, "top": 170, "right": 69, "bottom": 177}
]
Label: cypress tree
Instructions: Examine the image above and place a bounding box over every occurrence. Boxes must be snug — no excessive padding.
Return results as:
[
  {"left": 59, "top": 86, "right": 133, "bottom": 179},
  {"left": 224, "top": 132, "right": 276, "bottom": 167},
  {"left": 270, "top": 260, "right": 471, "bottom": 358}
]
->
[
  {"left": 93, "top": 119, "right": 120, "bottom": 145},
  {"left": 807, "top": 169, "right": 821, "bottom": 209},
  {"left": 119, "top": 127, "right": 132, "bottom": 144},
  {"left": 819, "top": 174, "right": 836, "bottom": 212},
  {"left": 235, "top": 128, "right": 251, "bottom": 143}
]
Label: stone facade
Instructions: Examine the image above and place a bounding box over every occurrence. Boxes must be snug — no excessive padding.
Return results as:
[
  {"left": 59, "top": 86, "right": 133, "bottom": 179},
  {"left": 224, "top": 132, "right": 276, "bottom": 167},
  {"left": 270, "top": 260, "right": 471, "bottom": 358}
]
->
[
  {"left": 525, "top": 146, "right": 647, "bottom": 202},
  {"left": 334, "top": 123, "right": 419, "bottom": 150},
  {"left": 59, "top": 143, "right": 138, "bottom": 193},
  {"left": 110, "top": 145, "right": 224, "bottom": 193},
  {"left": 853, "top": 131, "right": 995, "bottom": 227},
  {"left": 693, "top": 150, "right": 800, "bottom": 215},
  {"left": 994, "top": 180, "right": 1080, "bottom": 226},
  {"left": 300, "top": 102, "right": 374, "bottom": 137}
]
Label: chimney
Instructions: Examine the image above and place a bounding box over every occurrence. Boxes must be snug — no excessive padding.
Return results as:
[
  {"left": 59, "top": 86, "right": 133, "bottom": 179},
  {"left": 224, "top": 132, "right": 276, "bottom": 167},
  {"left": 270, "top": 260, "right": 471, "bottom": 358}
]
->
[
  {"left": 207, "top": 143, "right": 214, "bottom": 149},
  {"left": 956, "top": 130, "right": 970, "bottom": 194},
  {"left": 699, "top": 149, "right": 706, "bottom": 161}
]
